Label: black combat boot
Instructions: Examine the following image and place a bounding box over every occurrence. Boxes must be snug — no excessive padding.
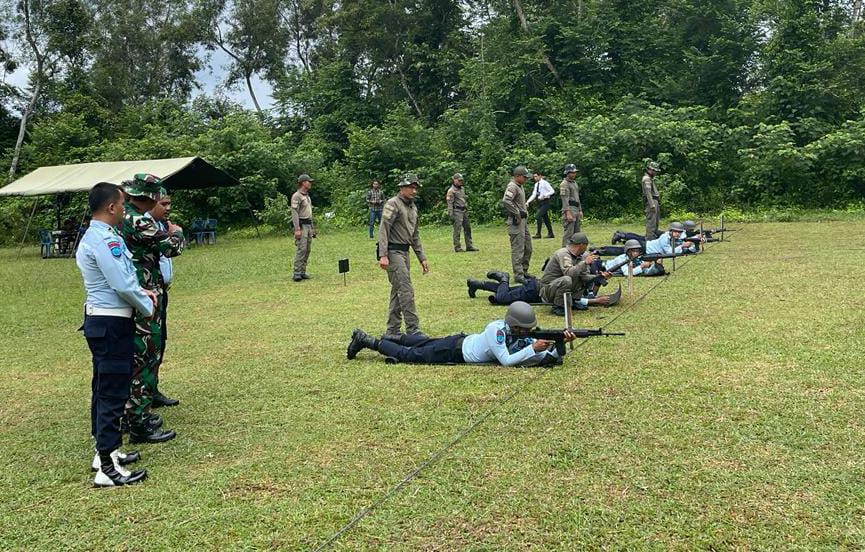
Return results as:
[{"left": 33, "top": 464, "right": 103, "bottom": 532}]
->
[
  {"left": 467, "top": 279, "right": 485, "bottom": 298},
  {"left": 347, "top": 329, "right": 379, "bottom": 360},
  {"left": 129, "top": 420, "right": 177, "bottom": 444},
  {"left": 486, "top": 271, "right": 510, "bottom": 284},
  {"left": 152, "top": 389, "right": 179, "bottom": 407},
  {"left": 143, "top": 412, "right": 163, "bottom": 430},
  {"left": 93, "top": 452, "right": 147, "bottom": 487}
]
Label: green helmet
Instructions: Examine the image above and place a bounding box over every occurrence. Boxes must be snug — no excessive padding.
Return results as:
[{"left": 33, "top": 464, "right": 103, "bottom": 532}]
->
[
  {"left": 297, "top": 174, "right": 314, "bottom": 184},
  {"left": 624, "top": 239, "right": 642, "bottom": 251},
  {"left": 669, "top": 221, "right": 685, "bottom": 232},
  {"left": 683, "top": 220, "right": 697, "bottom": 231},
  {"left": 568, "top": 232, "right": 589, "bottom": 245},
  {"left": 512, "top": 165, "right": 530, "bottom": 177},
  {"left": 505, "top": 301, "right": 537, "bottom": 329},
  {"left": 563, "top": 163, "right": 577, "bottom": 175},
  {"left": 123, "top": 173, "right": 166, "bottom": 200},
  {"left": 398, "top": 174, "right": 422, "bottom": 188},
  {"left": 453, "top": 172, "right": 464, "bottom": 181},
  {"left": 647, "top": 161, "right": 661, "bottom": 173}
]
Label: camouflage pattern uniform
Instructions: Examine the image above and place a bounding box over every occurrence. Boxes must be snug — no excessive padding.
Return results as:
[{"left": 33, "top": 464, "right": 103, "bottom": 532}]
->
[
  {"left": 502, "top": 174, "right": 532, "bottom": 283},
  {"left": 120, "top": 176, "right": 184, "bottom": 428},
  {"left": 379, "top": 181, "right": 426, "bottom": 336},
  {"left": 446, "top": 174, "right": 475, "bottom": 252},
  {"left": 560, "top": 176, "right": 581, "bottom": 246}
]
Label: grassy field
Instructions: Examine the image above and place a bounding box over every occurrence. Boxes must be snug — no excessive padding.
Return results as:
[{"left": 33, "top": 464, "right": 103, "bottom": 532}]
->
[{"left": 1, "top": 221, "right": 863, "bottom": 550}]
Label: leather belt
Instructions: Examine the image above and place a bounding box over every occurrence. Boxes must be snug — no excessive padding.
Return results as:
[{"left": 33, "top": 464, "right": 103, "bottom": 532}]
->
[
  {"left": 299, "top": 218, "right": 313, "bottom": 225},
  {"left": 388, "top": 243, "right": 410, "bottom": 252},
  {"left": 568, "top": 200, "right": 580, "bottom": 206},
  {"left": 85, "top": 304, "right": 133, "bottom": 318}
]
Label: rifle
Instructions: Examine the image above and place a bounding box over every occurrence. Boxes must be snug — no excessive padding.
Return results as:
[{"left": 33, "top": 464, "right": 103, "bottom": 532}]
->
[
  {"left": 527, "top": 328, "right": 626, "bottom": 356},
  {"left": 640, "top": 252, "right": 679, "bottom": 262}
]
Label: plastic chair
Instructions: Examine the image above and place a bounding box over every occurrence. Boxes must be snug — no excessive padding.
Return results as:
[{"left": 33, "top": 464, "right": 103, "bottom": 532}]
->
[
  {"left": 202, "top": 219, "right": 217, "bottom": 244},
  {"left": 189, "top": 219, "right": 206, "bottom": 246},
  {"left": 38, "top": 230, "right": 55, "bottom": 258}
]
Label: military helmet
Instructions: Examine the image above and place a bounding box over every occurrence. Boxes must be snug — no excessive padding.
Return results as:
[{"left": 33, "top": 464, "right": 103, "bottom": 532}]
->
[
  {"left": 683, "top": 220, "right": 697, "bottom": 231},
  {"left": 505, "top": 301, "right": 538, "bottom": 329},
  {"left": 563, "top": 163, "right": 577, "bottom": 175},
  {"left": 123, "top": 173, "right": 166, "bottom": 200},
  {"left": 453, "top": 172, "right": 464, "bottom": 181},
  {"left": 646, "top": 161, "right": 661, "bottom": 173},
  {"left": 512, "top": 166, "right": 530, "bottom": 177},
  {"left": 669, "top": 221, "right": 685, "bottom": 232},
  {"left": 624, "top": 239, "right": 642, "bottom": 251},
  {"left": 297, "top": 174, "right": 314, "bottom": 184},
  {"left": 568, "top": 232, "right": 589, "bottom": 245}
]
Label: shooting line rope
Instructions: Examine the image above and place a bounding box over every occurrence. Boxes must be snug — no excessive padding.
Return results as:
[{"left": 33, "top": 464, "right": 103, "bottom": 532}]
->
[{"left": 313, "top": 236, "right": 724, "bottom": 550}]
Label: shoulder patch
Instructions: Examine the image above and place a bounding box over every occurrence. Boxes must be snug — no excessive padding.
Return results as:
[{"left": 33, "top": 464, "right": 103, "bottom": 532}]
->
[
  {"left": 107, "top": 240, "right": 122, "bottom": 258},
  {"left": 495, "top": 329, "right": 506, "bottom": 344},
  {"left": 504, "top": 191, "right": 514, "bottom": 199}
]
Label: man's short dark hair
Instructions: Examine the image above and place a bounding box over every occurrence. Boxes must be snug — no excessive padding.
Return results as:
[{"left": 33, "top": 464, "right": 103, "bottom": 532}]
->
[
  {"left": 372, "top": 179, "right": 380, "bottom": 185},
  {"left": 533, "top": 170, "right": 543, "bottom": 176},
  {"left": 89, "top": 182, "right": 123, "bottom": 213}
]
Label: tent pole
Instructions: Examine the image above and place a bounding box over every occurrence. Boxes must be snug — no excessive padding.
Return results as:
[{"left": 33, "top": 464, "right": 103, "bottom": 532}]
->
[
  {"left": 68, "top": 206, "right": 89, "bottom": 257},
  {"left": 242, "top": 188, "right": 262, "bottom": 239},
  {"left": 16, "top": 196, "right": 41, "bottom": 261}
]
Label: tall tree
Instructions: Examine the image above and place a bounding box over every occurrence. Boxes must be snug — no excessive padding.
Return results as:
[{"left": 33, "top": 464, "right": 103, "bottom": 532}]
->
[{"left": 9, "top": 0, "right": 89, "bottom": 177}]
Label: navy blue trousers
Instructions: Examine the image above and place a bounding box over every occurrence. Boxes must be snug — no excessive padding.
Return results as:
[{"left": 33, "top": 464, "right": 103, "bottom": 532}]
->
[
  {"left": 377, "top": 333, "right": 466, "bottom": 364},
  {"left": 84, "top": 315, "right": 134, "bottom": 453},
  {"left": 483, "top": 277, "right": 541, "bottom": 304}
]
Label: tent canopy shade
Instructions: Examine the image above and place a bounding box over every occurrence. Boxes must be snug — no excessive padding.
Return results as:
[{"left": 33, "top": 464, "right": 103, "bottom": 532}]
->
[{"left": 0, "top": 157, "right": 239, "bottom": 197}]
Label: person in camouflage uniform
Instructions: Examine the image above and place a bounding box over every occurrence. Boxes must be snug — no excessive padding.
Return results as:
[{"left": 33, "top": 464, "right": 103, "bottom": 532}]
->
[{"left": 120, "top": 173, "right": 184, "bottom": 444}]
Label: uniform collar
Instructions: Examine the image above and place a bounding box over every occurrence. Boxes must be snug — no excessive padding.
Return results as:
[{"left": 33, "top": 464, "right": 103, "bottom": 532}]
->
[{"left": 90, "top": 220, "right": 117, "bottom": 233}]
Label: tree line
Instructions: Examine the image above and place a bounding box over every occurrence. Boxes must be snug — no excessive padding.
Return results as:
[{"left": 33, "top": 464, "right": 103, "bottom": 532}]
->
[{"left": 1, "top": 0, "right": 864, "bottom": 242}]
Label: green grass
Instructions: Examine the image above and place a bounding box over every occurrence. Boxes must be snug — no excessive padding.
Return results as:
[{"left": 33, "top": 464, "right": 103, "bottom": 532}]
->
[{"left": 1, "top": 221, "right": 863, "bottom": 550}]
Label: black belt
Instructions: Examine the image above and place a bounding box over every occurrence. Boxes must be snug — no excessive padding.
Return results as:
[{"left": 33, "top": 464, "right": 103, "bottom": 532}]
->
[
  {"left": 453, "top": 206, "right": 465, "bottom": 211},
  {"left": 568, "top": 200, "right": 580, "bottom": 207},
  {"left": 299, "top": 218, "right": 313, "bottom": 225},
  {"left": 388, "top": 243, "right": 410, "bottom": 252},
  {"left": 652, "top": 196, "right": 659, "bottom": 200},
  {"left": 455, "top": 337, "right": 465, "bottom": 362}
]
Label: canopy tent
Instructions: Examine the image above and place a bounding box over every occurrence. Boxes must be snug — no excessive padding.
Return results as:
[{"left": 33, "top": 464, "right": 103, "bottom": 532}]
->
[
  {"left": 2, "top": 157, "right": 257, "bottom": 259},
  {"left": 0, "top": 156, "right": 238, "bottom": 196}
]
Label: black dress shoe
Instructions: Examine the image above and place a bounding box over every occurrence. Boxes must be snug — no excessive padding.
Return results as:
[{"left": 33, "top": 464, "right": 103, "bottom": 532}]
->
[
  {"left": 466, "top": 246, "right": 479, "bottom": 252},
  {"left": 152, "top": 391, "right": 179, "bottom": 408},
  {"left": 94, "top": 460, "right": 147, "bottom": 487},
  {"left": 467, "top": 279, "right": 484, "bottom": 298},
  {"left": 130, "top": 427, "right": 177, "bottom": 444},
  {"left": 486, "top": 271, "right": 510, "bottom": 284}
]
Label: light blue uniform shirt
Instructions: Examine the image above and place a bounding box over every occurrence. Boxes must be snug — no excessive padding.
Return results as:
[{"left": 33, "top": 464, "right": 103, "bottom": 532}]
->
[
  {"left": 645, "top": 232, "right": 684, "bottom": 256},
  {"left": 604, "top": 253, "right": 645, "bottom": 276},
  {"left": 157, "top": 221, "right": 174, "bottom": 285},
  {"left": 461, "top": 320, "right": 560, "bottom": 366},
  {"left": 75, "top": 220, "right": 154, "bottom": 316}
]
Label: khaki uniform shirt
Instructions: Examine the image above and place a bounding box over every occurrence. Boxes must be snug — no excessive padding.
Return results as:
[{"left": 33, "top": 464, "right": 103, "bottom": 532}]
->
[
  {"left": 560, "top": 178, "right": 581, "bottom": 215},
  {"left": 446, "top": 185, "right": 467, "bottom": 216},
  {"left": 378, "top": 195, "right": 426, "bottom": 261},
  {"left": 540, "top": 248, "right": 595, "bottom": 286},
  {"left": 642, "top": 174, "right": 659, "bottom": 206},
  {"left": 291, "top": 190, "right": 313, "bottom": 230},
  {"left": 502, "top": 180, "right": 527, "bottom": 226}
]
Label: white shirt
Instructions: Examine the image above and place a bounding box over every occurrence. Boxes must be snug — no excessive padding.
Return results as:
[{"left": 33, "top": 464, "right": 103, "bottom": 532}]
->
[
  {"left": 461, "top": 320, "right": 560, "bottom": 366},
  {"left": 526, "top": 179, "right": 554, "bottom": 204}
]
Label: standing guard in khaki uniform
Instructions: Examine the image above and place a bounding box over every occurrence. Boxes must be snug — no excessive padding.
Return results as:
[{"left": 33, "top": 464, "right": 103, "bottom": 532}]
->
[
  {"left": 446, "top": 173, "right": 478, "bottom": 253},
  {"left": 540, "top": 233, "right": 610, "bottom": 316},
  {"left": 291, "top": 174, "right": 315, "bottom": 282},
  {"left": 379, "top": 175, "right": 430, "bottom": 340},
  {"left": 642, "top": 161, "right": 661, "bottom": 239},
  {"left": 560, "top": 163, "right": 582, "bottom": 246},
  {"left": 502, "top": 166, "right": 533, "bottom": 284}
]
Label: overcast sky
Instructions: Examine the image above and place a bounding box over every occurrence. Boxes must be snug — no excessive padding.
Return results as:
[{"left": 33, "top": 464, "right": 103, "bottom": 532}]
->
[{"left": 3, "top": 47, "right": 276, "bottom": 112}]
